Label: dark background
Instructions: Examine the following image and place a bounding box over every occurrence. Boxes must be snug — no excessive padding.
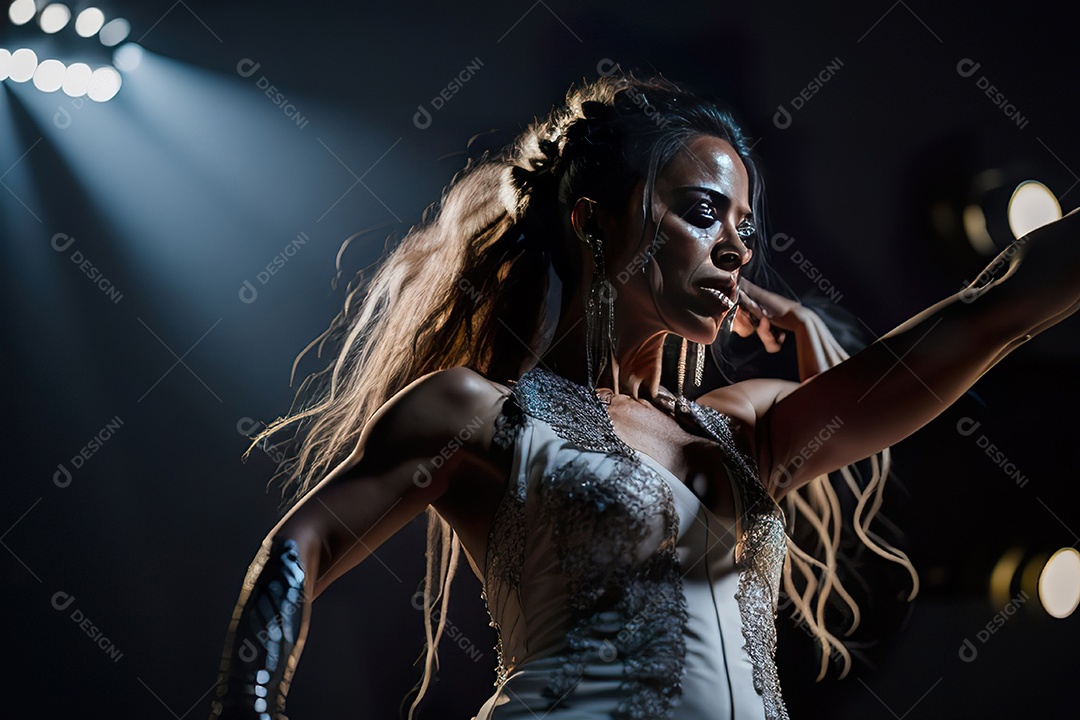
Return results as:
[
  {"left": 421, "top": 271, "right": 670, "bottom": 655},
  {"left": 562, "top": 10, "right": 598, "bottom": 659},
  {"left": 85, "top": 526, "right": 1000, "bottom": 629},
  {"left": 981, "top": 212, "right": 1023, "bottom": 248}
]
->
[{"left": 3, "top": 1, "right": 1079, "bottom": 718}]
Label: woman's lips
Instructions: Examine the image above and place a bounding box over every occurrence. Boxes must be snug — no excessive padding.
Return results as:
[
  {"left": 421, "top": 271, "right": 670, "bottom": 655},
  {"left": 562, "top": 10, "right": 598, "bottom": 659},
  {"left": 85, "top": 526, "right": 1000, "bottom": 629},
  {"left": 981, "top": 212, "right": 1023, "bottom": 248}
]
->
[{"left": 698, "top": 282, "right": 737, "bottom": 309}]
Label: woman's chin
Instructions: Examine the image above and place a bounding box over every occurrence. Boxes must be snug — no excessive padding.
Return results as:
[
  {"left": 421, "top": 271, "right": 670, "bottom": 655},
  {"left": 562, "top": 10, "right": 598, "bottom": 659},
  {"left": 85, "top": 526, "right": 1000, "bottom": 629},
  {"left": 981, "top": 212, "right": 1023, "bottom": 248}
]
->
[{"left": 672, "top": 320, "right": 722, "bottom": 346}]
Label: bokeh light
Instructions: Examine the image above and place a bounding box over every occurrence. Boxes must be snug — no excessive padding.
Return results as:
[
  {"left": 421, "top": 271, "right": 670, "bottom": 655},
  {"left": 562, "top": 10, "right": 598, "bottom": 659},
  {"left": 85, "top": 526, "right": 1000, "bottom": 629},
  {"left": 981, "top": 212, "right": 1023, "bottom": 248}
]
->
[
  {"left": 87, "top": 65, "right": 122, "bottom": 102},
  {"left": 62, "top": 62, "right": 93, "bottom": 97},
  {"left": 75, "top": 7, "right": 106, "bottom": 37},
  {"left": 32, "top": 58, "right": 67, "bottom": 92},
  {"left": 8, "top": 47, "right": 39, "bottom": 83},
  {"left": 39, "top": 3, "right": 72, "bottom": 34},
  {"left": 1039, "top": 548, "right": 1080, "bottom": 619},
  {"left": 113, "top": 43, "right": 143, "bottom": 72},
  {"left": 99, "top": 18, "right": 131, "bottom": 47},
  {"left": 8, "top": 0, "right": 36, "bottom": 26},
  {"left": 1008, "top": 180, "right": 1062, "bottom": 239}
]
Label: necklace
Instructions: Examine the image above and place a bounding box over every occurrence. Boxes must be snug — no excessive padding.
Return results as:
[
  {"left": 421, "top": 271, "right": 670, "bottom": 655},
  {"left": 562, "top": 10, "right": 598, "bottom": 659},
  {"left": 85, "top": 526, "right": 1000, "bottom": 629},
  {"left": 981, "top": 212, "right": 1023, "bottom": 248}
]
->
[{"left": 593, "top": 385, "right": 680, "bottom": 417}]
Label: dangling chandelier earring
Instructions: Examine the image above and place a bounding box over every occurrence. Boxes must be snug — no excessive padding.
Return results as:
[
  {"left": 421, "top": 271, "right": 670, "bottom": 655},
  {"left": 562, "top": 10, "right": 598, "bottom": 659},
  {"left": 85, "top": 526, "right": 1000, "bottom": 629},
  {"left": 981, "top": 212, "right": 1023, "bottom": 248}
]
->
[
  {"left": 693, "top": 340, "right": 706, "bottom": 387},
  {"left": 677, "top": 337, "right": 688, "bottom": 397},
  {"left": 677, "top": 338, "right": 707, "bottom": 397},
  {"left": 583, "top": 232, "right": 616, "bottom": 390},
  {"left": 678, "top": 287, "right": 739, "bottom": 396}
]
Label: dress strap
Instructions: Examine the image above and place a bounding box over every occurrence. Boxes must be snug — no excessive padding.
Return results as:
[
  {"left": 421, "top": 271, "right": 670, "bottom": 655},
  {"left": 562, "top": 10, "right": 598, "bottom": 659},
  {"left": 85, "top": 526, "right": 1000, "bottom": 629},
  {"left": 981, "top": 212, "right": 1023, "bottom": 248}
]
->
[{"left": 674, "top": 398, "right": 791, "bottom": 720}]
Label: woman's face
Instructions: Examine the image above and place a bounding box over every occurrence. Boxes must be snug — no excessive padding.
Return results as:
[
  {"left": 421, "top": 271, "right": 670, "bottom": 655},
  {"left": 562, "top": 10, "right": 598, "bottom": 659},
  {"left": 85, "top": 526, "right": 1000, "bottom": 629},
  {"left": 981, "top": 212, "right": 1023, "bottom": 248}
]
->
[{"left": 605, "top": 134, "right": 755, "bottom": 345}]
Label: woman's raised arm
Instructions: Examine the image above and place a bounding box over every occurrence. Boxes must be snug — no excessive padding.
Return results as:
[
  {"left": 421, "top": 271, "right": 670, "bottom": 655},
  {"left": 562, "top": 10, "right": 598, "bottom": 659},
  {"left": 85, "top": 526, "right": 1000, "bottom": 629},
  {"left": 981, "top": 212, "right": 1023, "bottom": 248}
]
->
[
  {"left": 722, "top": 208, "right": 1080, "bottom": 499},
  {"left": 208, "top": 366, "right": 505, "bottom": 719}
]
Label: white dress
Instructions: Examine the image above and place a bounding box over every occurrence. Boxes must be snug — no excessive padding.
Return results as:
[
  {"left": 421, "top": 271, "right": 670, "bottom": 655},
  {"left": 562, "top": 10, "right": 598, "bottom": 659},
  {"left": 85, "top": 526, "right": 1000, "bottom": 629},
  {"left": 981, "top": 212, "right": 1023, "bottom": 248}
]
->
[{"left": 472, "top": 366, "right": 790, "bottom": 720}]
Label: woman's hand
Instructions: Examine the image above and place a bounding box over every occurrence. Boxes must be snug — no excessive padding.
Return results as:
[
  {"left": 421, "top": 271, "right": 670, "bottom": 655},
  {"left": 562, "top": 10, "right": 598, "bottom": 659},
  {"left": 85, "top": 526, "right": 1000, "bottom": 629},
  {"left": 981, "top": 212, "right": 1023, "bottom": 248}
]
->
[{"left": 732, "top": 279, "right": 849, "bottom": 380}]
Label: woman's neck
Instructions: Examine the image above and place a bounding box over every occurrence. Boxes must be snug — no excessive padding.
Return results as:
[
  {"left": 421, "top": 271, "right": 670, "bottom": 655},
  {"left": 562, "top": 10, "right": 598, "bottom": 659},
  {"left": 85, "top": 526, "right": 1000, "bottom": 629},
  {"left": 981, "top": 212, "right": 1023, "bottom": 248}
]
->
[{"left": 539, "top": 294, "right": 669, "bottom": 400}]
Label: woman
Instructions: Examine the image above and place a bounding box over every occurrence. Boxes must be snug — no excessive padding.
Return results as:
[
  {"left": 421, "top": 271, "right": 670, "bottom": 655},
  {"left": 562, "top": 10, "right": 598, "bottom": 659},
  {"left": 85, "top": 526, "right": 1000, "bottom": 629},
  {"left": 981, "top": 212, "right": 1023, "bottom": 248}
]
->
[{"left": 207, "top": 73, "right": 1080, "bottom": 720}]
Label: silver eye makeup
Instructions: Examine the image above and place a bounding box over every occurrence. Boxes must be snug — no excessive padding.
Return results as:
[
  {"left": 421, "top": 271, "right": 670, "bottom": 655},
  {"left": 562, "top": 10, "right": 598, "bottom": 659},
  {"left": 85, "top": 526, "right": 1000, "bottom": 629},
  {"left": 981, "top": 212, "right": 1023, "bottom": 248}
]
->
[{"left": 736, "top": 218, "right": 757, "bottom": 240}]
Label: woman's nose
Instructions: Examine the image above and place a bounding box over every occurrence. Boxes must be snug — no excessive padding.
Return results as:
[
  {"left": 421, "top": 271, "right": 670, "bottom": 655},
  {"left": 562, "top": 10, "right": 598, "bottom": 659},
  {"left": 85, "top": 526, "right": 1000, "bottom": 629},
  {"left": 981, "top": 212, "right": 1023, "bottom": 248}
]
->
[{"left": 712, "top": 228, "right": 751, "bottom": 271}]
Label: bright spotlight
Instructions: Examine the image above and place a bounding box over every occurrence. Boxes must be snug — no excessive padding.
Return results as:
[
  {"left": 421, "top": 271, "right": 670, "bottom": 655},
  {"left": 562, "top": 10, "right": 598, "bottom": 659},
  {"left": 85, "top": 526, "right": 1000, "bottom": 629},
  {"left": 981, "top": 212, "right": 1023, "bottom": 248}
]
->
[
  {"left": 9, "top": 48, "right": 39, "bottom": 83},
  {"left": 39, "top": 4, "right": 72, "bottom": 34},
  {"left": 87, "top": 66, "right": 121, "bottom": 102},
  {"left": 62, "top": 62, "right": 93, "bottom": 97},
  {"left": 1039, "top": 547, "right": 1080, "bottom": 619},
  {"left": 32, "top": 58, "right": 67, "bottom": 92},
  {"left": 113, "top": 43, "right": 143, "bottom": 72},
  {"left": 1008, "top": 180, "right": 1061, "bottom": 239},
  {"left": 99, "top": 18, "right": 131, "bottom": 47},
  {"left": 0, "top": 49, "right": 11, "bottom": 82},
  {"left": 8, "top": 0, "right": 36, "bottom": 26},
  {"left": 75, "top": 7, "right": 106, "bottom": 37}
]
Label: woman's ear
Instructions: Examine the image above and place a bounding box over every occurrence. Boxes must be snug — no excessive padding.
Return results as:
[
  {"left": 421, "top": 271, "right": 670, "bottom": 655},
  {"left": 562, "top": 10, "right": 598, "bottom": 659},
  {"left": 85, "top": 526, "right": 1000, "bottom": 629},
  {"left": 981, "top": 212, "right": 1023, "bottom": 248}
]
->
[{"left": 570, "top": 196, "right": 600, "bottom": 243}]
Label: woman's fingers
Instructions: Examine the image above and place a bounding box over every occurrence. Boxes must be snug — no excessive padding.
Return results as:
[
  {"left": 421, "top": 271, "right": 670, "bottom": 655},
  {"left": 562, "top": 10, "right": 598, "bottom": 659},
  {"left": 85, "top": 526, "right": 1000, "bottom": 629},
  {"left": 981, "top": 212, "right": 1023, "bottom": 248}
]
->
[
  {"left": 732, "top": 306, "right": 757, "bottom": 337},
  {"left": 728, "top": 289, "right": 788, "bottom": 350},
  {"left": 756, "top": 318, "right": 784, "bottom": 352}
]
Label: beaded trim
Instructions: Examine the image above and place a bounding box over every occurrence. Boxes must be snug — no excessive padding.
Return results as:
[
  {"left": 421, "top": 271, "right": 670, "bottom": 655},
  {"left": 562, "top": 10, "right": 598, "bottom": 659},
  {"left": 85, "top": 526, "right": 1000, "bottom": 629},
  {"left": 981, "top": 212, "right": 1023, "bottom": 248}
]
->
[{"left": 482, "top": 366, "right": 789, "bottom": 719}]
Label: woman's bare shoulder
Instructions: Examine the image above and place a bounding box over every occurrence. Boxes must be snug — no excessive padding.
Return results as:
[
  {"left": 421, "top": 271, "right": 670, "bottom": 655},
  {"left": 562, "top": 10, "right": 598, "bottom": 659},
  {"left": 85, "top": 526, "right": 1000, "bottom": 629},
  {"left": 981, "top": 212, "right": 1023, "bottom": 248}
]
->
[{"left": 363, "top": 366, "right": 512, "bottom": 462}]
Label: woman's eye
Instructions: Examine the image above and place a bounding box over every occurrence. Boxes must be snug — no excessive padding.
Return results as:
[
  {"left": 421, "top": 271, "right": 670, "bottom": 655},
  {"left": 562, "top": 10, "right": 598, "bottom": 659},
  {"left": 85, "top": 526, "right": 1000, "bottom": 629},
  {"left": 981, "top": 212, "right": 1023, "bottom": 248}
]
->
[
  {"left": 684, "top": 201, "right": 755, "bottom": 241},
  {"left": 687, "top": 202, "right": 717, "bottom": 227}
]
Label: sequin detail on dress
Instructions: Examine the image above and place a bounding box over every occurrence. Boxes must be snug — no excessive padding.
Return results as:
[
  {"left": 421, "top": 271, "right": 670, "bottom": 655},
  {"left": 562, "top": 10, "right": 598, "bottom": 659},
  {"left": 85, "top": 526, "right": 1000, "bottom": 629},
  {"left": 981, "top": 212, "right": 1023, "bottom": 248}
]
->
[
  {"left": 484, "top": 390, "right": 528, "bottom": 687},
  {"left": 482, "top": 366, "right": 790, "bottom": 720},
  {"left": 497, "top": 367, "right": 689, "bottom": 719}
]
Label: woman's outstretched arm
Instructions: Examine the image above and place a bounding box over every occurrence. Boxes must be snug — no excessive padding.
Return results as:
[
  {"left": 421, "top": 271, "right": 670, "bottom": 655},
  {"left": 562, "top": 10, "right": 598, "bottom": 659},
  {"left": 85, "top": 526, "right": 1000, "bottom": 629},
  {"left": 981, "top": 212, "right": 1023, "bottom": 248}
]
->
[
  {"left": 208, "top": 366, "right": 505, "bottom": 719},
  {"left": 706, "top": 208, "right": 1080, "bottom": 499}
]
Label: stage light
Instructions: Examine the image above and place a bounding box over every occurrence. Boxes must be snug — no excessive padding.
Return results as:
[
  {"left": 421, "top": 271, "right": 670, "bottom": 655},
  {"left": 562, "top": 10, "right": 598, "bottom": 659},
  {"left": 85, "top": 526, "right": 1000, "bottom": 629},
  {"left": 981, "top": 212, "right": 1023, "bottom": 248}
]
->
[
  {"left": 32, "top": 58, "right": 66, "bottom": 92},
  {"left": 990, "top": 546, "right": 1025, "bottom": 607},
  {"left": 99, "top": 18, "right": 130, "bottom": 47},
  {"left": 75, "top": 7, "right": 106, "bottom": 37},
  {"left": 959, "top": 175, "right": 1061, "bottom": 255},
  {"left": 113, "top": 42, "right": 142, "bottom": 72},
  {"left": 927, "top": 150, "right": 1060, "bottom": 273},
  {"left": 1039, "top": 548, "right": 1080, "bottom": 619},
  {"left": 8, "top": 47, "right": 38, "bottom": 83},
  {"left": 39, "top": 3, "right": 71, "bottom": 33},
  {"left": 2, "top": 4, "right": 132, "bottom": 100},
  {"left": 62, "top": 62, "right": 92, "bottom": 96},
  {"left": 87, "top": 65, "right": 121, "bottom": 101},
  {"left": 8, "top": 0, "right": 36, "bottom": 26},
  {"left": 1008, "top": 180, "right": 1061, "bottom": 239}
]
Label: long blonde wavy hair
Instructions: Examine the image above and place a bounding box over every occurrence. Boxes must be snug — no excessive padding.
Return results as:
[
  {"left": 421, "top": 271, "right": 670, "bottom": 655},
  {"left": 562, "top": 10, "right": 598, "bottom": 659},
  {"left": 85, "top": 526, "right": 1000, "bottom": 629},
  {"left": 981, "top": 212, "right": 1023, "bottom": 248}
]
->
[{"left": 246, "top": 71, "right": 918, "bottom": 717}]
